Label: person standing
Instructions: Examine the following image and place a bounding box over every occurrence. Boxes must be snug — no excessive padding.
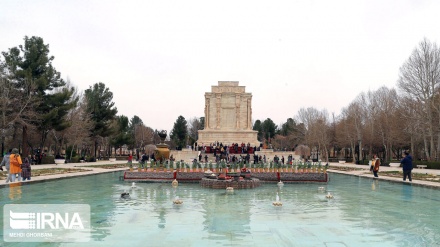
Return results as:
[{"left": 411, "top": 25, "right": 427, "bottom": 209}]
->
[
  {"left": 9, "top": 148, "right": 22, "bottom": 182},
  {"left": 372, "top": 154, "right": 380, "bottom": 178},
  {"left": 21, "top": 157, "right": 32, "bottom": 181},
  {"left": 1, "top": 149, "right": 12, "bottom": 183},
  {"left": 401, "top": 151, "right": 413, "bottom": 182},
  {"left": 369, "top": 157, "right": 375, "bottom": 172},
  {"left": 127, "top": 153, "right": 133, "bottom": 167}
]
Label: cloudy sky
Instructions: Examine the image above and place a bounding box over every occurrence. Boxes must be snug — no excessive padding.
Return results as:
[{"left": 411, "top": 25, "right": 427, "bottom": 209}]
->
[{"left": 1, "top": 0, "right": 440, "bottom": 132}]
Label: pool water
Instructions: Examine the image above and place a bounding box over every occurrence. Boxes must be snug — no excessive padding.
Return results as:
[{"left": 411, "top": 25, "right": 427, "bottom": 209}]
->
[{"left": 1, "top": 172, "right": 439, "bottom": 246}]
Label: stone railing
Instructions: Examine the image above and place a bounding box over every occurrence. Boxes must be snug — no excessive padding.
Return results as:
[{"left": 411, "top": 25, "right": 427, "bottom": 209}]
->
[{"left": 124, "top": 171, "right": 328, "bottom": 183}]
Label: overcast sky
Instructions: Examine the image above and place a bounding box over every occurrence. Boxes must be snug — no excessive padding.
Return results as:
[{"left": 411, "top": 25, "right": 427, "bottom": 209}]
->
[{"left": 2, "top": 0, "right": 440, "bottom": 132}]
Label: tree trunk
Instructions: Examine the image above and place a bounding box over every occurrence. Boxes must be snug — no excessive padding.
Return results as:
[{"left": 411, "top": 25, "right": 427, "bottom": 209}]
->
[
  {"left": 436, "top": 132, "right": 440, "bottom": 161},
  {"left": 423, "top": 132, "right": 430, "bottom": 160},
  {"left": 22, "top": 125, "right": 29, "bottom": 157},
  {"left": 351, "top": 143, "right": 356, "bottom": 163},
  {"left": 94, "top": 140, "right": 98, "bottom": 158},
  {"left": 410, "top": 135, "right": 415, "bottom": 160}
]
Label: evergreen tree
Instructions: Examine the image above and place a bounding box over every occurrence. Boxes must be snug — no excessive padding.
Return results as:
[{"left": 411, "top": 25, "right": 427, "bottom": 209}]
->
[
  {"left": 2, "top": 36, "right": 77, "bottom": 156},
  {"left": 84, "top": 82, "right": 118, "bottom": 157},
  {"left": 280, "top": 118, "right": 297, "bottom": 136},
  {"left": 262, "top": 118, "right": 277, "bottom": 142},
  {"left": 128, "top": 115, "right": 143, "bottom": 151},
  {"left": 111, "top": 115, "right": 131, "bottom": 155},
  {"left": 253, "top": 120, "right": 263, "bottom": 141},
  {"left": 170, "top": 115, "right": 188, "bottom": 149}
]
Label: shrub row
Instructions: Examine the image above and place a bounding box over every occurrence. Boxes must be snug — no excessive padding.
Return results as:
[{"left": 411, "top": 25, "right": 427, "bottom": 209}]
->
[{"left": 413, "top": 161, "right": 440, "bottom": 169}]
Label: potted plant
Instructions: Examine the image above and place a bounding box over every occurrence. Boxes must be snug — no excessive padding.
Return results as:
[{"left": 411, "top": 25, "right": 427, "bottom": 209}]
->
[
  {"left": 298, "top": 162, "right": 304, "bottom": 173},
  {"left": 151, "top": 160, "right": 156, "bottom": 172},
  {"left": 176, "top": 161, "right": 181, "bottom": 172},
  {"left": 170, "top": 159, "right": 174, "bottom": 170}
]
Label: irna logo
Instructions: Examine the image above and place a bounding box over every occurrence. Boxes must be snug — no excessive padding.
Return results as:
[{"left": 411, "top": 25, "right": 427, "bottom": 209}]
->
[
  {"left": 4, "top": 204, "right": 90, "bottom": 243},
  {"left": 9, "top": 210, "right": 85, "bottom": 229}
]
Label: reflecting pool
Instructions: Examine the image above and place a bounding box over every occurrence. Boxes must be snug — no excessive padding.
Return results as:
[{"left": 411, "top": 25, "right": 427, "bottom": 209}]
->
[{"left": 1, "top": 172, "right": 439, "bottom": 246}]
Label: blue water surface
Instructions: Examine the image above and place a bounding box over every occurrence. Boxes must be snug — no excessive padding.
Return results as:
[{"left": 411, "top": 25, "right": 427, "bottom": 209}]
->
[{"left": 1, "top": 172, "right": 439, "bottom": 247}]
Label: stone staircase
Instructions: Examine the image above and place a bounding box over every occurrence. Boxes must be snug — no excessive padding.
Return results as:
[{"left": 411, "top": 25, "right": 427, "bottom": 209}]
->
[{"left": 170, "top": 149, "right": 200, "bottom": 163}]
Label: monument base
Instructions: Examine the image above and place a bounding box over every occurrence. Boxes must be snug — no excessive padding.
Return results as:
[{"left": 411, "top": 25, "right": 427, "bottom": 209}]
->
[{"left": 197, "top": 129, "right": 260, "bottom": 147}]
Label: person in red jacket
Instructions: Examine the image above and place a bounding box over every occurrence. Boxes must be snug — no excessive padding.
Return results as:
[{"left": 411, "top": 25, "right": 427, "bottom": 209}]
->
[{"left": 127, "top": 153, "right": 133, "bottom": 167}]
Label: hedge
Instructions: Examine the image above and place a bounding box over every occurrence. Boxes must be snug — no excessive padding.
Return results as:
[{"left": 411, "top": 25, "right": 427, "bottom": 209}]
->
[
  {"left": 413, "top": 161, "right": 440, "bottom": 169},
  {"left": 41, "top": 156, "right": 55, "bottom": 164}
]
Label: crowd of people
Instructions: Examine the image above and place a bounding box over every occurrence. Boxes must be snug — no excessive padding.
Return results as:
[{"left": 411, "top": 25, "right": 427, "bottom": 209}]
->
[{"left": 200, "top": 142, "right": 260, "bottom": 155}]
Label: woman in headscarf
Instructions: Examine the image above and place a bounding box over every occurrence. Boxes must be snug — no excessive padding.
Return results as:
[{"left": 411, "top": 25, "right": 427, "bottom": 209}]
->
[
  {"left": 21, "top": 157, "right": 31, "bottom": 181},
  {"left": 9, "top": 148, "right": 22, "bottom": 182},
  {"left": 372, "top": 154, "right": 380, "bottom": 178}
]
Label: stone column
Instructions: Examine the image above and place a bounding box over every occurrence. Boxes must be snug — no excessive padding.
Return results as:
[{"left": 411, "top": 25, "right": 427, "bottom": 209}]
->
[
  {"left": 236, "top": 94, "right": 241, "bottom": 129},
  {"left": 205, "top": 97, "right": 210, "bottom": 129},
  {"left": 216, "top": 94, "right": 221, "bottom": 129},
  {"left": 247, "top": 97, "right": 252, "bottom": 129}
]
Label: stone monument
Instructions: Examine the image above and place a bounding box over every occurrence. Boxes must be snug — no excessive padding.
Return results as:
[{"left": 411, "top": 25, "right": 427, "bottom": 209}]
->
[{"left": 197, "top": 81, "right": 260, "bottom": 146}]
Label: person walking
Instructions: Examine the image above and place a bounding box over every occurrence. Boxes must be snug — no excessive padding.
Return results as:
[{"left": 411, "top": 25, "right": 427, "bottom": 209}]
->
[
  {"left": 21, "top": 157, "right": 32, "bottom": 181},
  {"left": 401, "top": 151, "right": 413, "bottom": 182},
  {"left": 1, "top": 149, "right": 12, "bottom": 183},
  {"left": 9, "top": 148, "right": 23, "bottom": 182},
  {"left": 372, "top": 154, "right": 380, "bottom": 178}
]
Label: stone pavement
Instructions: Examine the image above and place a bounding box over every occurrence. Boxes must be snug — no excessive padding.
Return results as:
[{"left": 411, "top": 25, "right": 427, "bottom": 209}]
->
[
  {"left": 327, "top": 162, "right": 440, "bottom": 189},
  {"left": 0, "top": 160, "right": 131, "bottom": 187},
  {"left": 1, "top": 160, "right": 439, "bottom": 189}
]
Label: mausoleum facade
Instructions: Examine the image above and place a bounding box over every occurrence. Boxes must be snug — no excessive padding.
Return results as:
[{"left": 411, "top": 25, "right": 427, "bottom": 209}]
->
[{"left": 197, "top": 81, "right": 260, "bottom": 146}]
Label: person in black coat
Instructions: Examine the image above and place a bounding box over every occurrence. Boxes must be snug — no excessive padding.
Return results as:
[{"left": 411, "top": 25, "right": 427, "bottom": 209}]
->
[{"left": 400, "top": 151, "right": 413, "bottom": 182}]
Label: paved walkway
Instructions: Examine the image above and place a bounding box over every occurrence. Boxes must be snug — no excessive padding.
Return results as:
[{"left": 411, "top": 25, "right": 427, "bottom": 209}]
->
[
  {"left": 327, "top": 162, "right": 440, "bottom": 189},
  {"left": 0, "top": 160, "right": 131, "bottom": 187},
  {"left": 1, "top": 161, "right": 439, "bottom": 189}
]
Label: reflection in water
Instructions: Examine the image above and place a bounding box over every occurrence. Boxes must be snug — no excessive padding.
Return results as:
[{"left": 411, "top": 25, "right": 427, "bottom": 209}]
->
[
  {"left": 371, "top": 179, "right": 379, "bottom": 191},
  {"left": 158, "top": 208, "right": 166, "bottom": 228},
  {"left": 9, "top": 182, "right": 22, "bottom": 200},
  {"left": 401, "top": 184, "right": 412, "bottom": 201},
  {"left": 201, "top": 189, "right": 252, "bottom": 241}
]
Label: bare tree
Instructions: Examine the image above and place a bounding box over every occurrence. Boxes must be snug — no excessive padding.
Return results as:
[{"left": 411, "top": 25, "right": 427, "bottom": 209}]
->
[
  {"left": 397, "top": 96, "right": 423, "bottom": 159},
  {"left": 373, "top": 87, "right": 401, "bottom": 162},
  {"left": 187, "top": 117, "right": 203, "bottom": 144},
  {"left": 398, "top": 38, "right": 440, "bottom": 160},
  {"left": 62, "top": 93, "right": 93, "bottom": 160},
  {"left": 295, "top": 144, "right": 310, "bottom": 159},
  {"left": 338, "top": 101, "right": 363, "bottom": 162},
  {"left": 296, "top": 107, "right": 331, "bottom": 161}
]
